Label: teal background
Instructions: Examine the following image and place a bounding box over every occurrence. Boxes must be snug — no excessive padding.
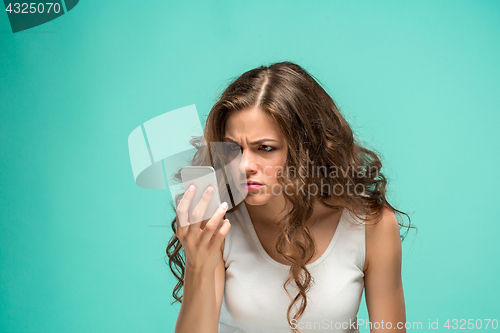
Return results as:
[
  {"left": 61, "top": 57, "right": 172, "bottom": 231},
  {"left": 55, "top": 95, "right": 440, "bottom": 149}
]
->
[{"left": 1, "top": 1, "right": 499, "bottom": 332}]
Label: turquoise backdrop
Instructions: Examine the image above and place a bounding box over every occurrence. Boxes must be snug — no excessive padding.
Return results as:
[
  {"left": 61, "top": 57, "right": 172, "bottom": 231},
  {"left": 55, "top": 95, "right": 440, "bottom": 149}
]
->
[{"left": 1, "top": 1, "right": 499, "bottom": 332}]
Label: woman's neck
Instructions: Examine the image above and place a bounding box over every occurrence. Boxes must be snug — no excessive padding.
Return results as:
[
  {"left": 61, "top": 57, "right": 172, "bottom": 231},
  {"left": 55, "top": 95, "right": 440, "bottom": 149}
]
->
[
  {"left": 245, "top": 194, "right": 288, "bottom": 229},
  {"left": 244, "top": 195, "right": 341, "bottom": 230}
]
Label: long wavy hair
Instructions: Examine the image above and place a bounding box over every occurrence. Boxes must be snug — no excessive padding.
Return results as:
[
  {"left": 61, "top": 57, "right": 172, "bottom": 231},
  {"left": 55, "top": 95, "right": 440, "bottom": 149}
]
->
[{"left": 165, "top": 61, "right": 412, "bottom": 333}]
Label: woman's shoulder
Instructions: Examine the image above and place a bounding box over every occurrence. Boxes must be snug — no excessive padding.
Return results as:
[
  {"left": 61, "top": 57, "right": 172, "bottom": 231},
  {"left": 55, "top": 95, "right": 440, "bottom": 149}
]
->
[
  {"left": 364, "top": 206, "right": 401, "bottom": 273},
  {"left": 365, "top": 206, "right": 399, "bottom": 237}
]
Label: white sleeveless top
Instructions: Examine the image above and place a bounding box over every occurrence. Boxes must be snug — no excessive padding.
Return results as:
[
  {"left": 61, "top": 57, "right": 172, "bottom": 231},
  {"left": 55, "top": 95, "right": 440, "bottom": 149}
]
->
[{"left": 219, "top": 203, "right": 366, "bottom": 333}]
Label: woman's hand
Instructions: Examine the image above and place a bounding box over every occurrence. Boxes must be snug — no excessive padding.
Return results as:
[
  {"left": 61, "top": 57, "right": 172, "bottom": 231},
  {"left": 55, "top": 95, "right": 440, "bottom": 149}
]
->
[{"left": 175, "top": 184, "right": 231, "bottom": 273}]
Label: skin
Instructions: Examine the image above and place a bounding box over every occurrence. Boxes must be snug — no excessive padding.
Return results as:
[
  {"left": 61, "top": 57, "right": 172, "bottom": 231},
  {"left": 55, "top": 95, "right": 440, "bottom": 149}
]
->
[{"left": 175, "top": 107, "right": 406, "bottom": 333}]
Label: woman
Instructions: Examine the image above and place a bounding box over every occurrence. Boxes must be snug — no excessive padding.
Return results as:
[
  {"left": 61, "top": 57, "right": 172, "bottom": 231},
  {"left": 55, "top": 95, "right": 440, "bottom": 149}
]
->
[{"left": 166, "top": 61, "right": 411, "bottom": 333}]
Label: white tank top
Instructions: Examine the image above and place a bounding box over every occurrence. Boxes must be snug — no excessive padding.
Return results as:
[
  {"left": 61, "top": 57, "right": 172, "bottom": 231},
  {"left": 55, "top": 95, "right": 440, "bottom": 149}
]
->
[{"left": 219, "top": 203, "right": 366, "bottom": 333}]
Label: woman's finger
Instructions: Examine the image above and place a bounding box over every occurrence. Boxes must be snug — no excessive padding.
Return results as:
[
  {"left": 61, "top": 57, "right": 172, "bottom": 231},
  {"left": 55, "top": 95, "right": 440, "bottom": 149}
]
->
[
  {"left": 200, "top": 202, "right": 228, "bottom": 245},
  {"left": 176, "top": 185, "right": 196, "bottom": 237},
  {"left": 208, "top": 219, "right": 231, "bottom": 252}
]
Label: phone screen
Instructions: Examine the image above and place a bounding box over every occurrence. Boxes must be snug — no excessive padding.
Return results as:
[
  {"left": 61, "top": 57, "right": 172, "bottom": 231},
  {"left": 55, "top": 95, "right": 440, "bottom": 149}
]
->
[{"left": 180, "top": 166, "right": 222, "bottom": 225}]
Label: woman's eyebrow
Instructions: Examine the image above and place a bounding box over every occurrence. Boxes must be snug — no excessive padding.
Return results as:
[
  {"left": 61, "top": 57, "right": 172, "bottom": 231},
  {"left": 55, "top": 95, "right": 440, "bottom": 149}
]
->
[{"left": 223, "top": 137, "right": 278, "bottom": 145}]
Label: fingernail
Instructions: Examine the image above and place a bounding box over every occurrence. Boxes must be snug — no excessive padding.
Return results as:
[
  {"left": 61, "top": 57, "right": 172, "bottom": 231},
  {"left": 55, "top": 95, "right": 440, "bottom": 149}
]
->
[
  {"left": 205, "top": 187, "right": 214, "bottom": 195},
  {"left": 188, "top": 185, "right": 195, "bottom": 192},
  {"left": 221, "top": 202, "right": 228, "bottom": 209}
]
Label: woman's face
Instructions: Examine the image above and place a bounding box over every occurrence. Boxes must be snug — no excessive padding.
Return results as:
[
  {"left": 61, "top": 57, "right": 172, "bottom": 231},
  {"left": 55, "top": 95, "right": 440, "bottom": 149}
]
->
[{"left": 224, "top": 107, "right": 288, "bottom": 206}]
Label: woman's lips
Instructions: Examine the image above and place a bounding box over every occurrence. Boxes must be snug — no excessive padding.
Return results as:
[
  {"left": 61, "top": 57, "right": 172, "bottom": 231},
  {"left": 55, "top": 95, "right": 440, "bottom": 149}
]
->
[{"left": 241, "top": 181, "right": 265, "bottom": 191}]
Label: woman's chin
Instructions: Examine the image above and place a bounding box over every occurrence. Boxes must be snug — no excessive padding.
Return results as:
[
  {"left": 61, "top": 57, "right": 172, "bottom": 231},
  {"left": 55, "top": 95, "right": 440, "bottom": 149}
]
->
[{"left": 244, "top": 194, "right": 272, "bottom": 206}]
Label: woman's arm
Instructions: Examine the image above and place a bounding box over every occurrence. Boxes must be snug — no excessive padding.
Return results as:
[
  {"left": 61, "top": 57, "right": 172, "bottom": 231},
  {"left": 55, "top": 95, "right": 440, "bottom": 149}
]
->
[
  {"left": 175, "top": 245, "right": 226, "bottom": 333},
  {"left": 364, "top": 207, "right": 406, "bottom": 332},
  {"left": 174, "top": 185, "right": 230, "bottom": 333}
]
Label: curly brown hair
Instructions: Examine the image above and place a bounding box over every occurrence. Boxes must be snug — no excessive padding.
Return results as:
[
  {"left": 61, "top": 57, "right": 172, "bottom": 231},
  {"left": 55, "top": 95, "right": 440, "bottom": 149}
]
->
[{"left": 165, "top": 61, "right": 412, "bottom": 333}]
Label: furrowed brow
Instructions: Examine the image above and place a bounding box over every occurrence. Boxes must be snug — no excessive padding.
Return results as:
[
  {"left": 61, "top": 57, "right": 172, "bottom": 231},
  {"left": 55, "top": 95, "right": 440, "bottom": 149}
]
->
[{"left": 223, "top": 137, "right": 277, "bottom": 145}]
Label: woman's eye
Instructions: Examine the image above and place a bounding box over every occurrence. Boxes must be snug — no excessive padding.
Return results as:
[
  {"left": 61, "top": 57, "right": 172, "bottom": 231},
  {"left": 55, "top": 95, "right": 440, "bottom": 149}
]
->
[
  {"left": 259, "top": 145, "right": 276, "bottom": 152},
  {"left": 229, "top": 143, "right": 241, "bottom": 151}
]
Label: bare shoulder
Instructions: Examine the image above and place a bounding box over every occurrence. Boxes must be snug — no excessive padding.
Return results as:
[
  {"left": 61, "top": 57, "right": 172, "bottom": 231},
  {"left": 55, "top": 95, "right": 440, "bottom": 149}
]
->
[
  {"left": 365, "top": 206, "right": 400, "bottom": 238},
  {"left": 364, "top": 206, "right": 401, "bottom": 273}
]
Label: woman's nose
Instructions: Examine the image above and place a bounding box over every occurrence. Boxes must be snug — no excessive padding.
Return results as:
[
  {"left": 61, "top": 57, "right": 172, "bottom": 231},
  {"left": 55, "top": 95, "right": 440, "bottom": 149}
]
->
[{"left": 239, "top": 149, "right": 258, "bottom": 174}]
